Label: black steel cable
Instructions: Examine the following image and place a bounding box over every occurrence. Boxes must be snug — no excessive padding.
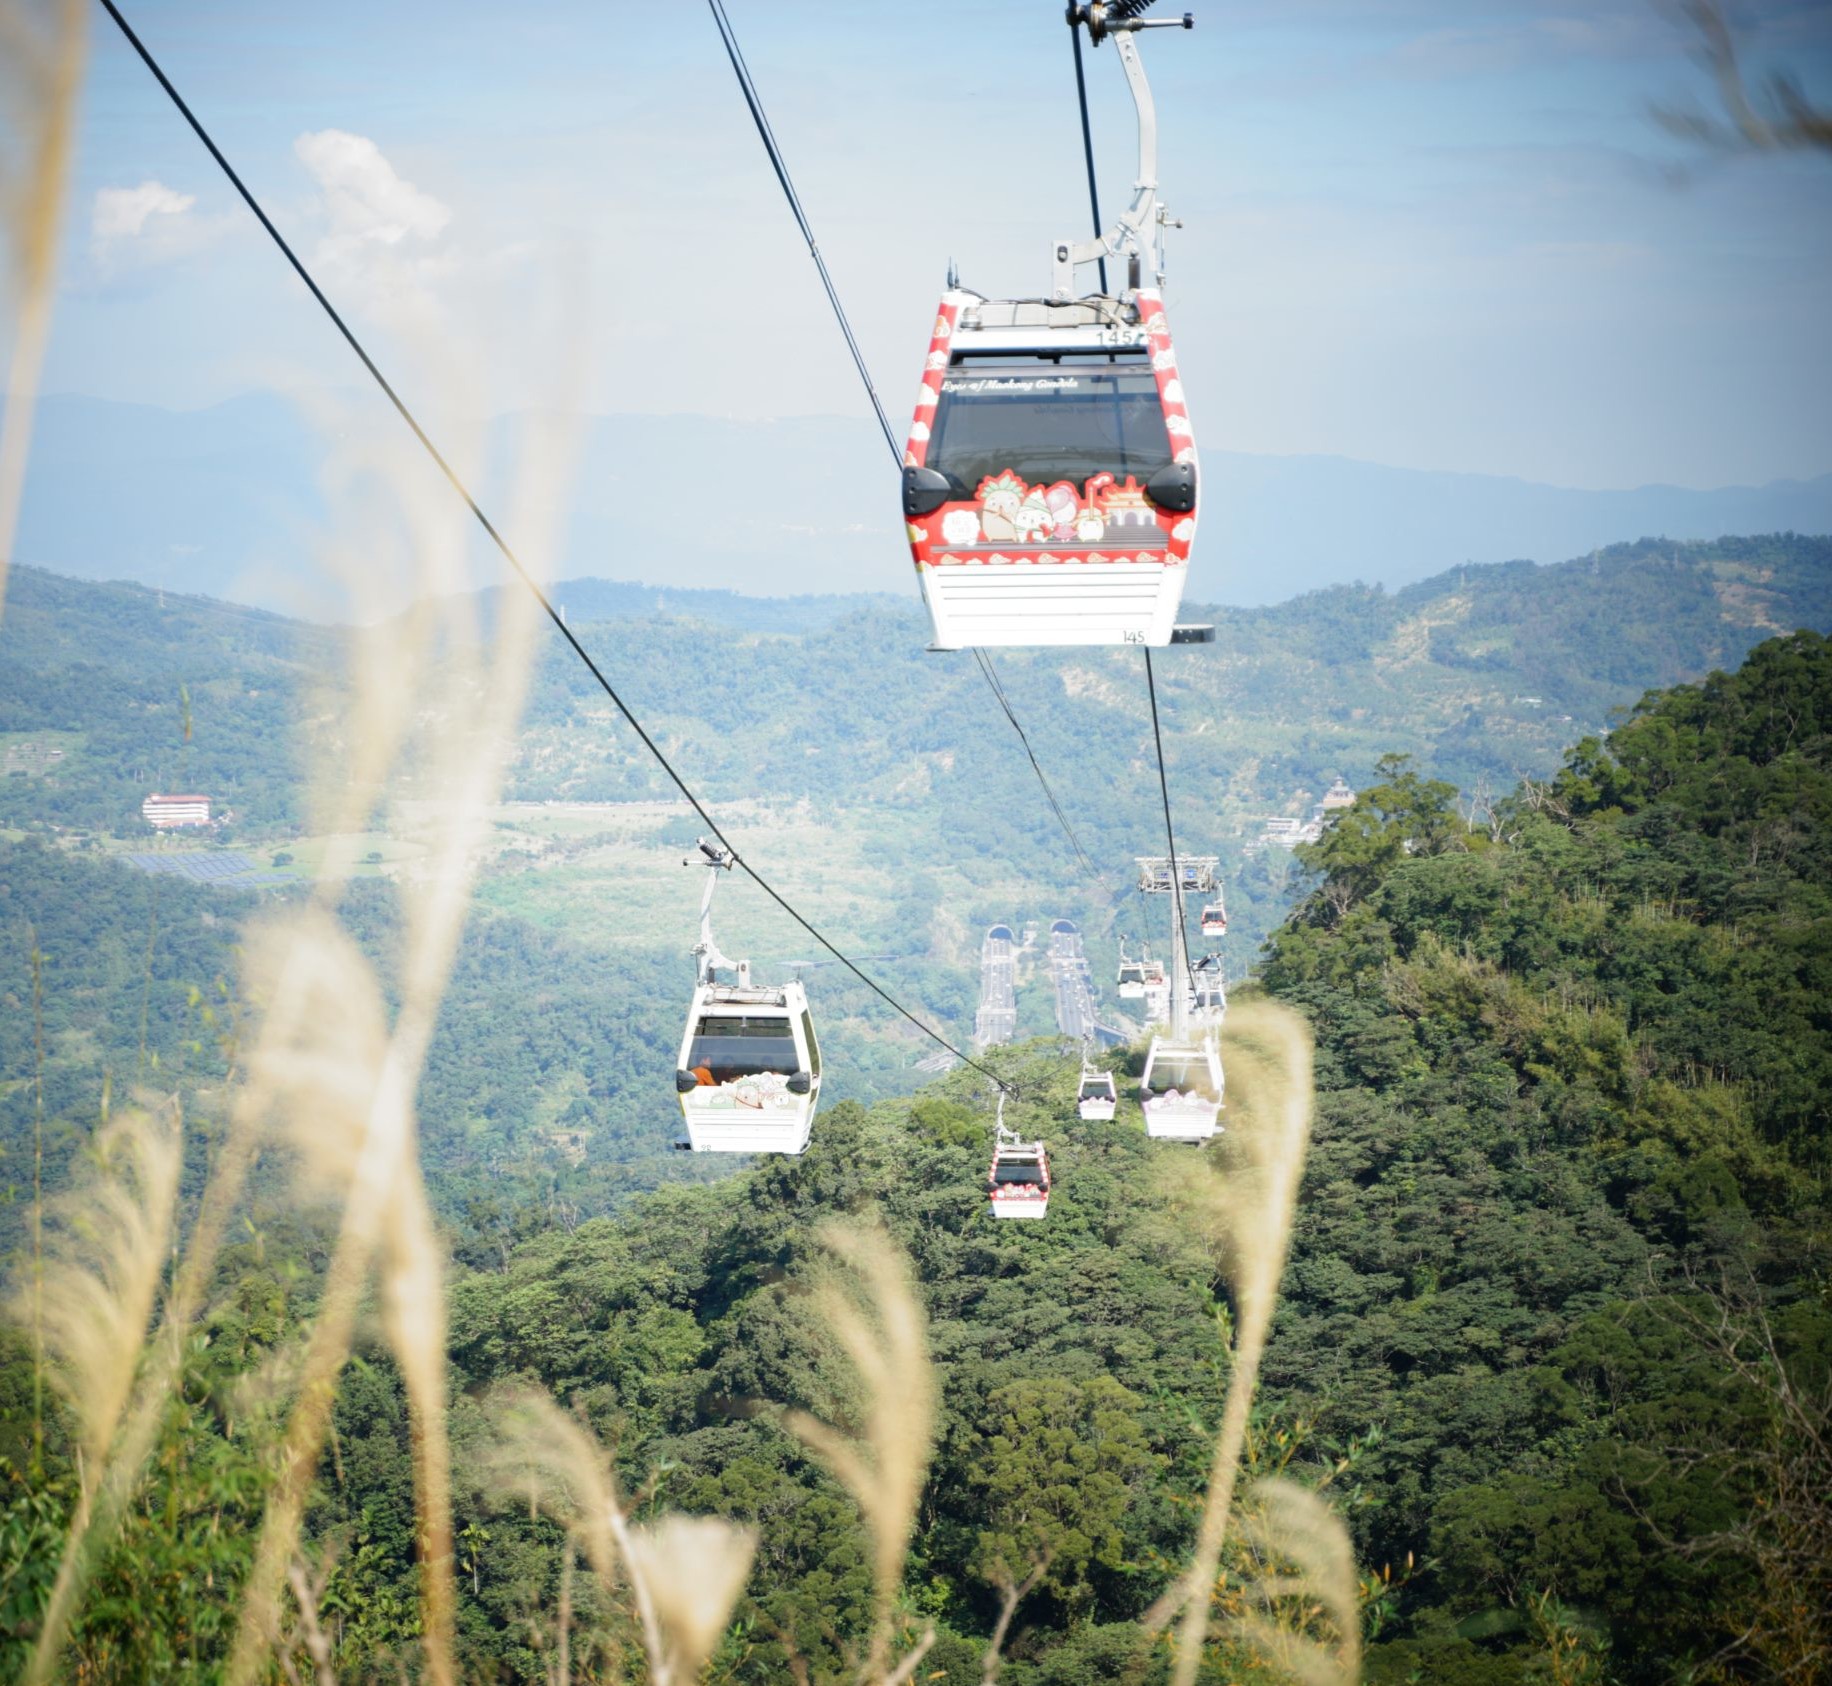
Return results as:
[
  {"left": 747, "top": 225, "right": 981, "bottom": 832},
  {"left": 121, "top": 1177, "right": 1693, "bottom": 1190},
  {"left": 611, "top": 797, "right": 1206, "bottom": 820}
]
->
[
  {"left": 704, "top": 0, "right": 1106, "bottom": 908},
  {"left": 1069, "top": 18, "right": 1110, "bottom": 294},
  {"left": 705, "top": 0, "right": 899, "bottom": 467},
  {"left": 96, "top": 0, "right": 1013, "bottom": 1093},
  {"left": 1143, "top": 648, "right": 1198, "bottom": 997},
  {"left": 972, "top": 649, "right": 1107, "bottom": 889}
]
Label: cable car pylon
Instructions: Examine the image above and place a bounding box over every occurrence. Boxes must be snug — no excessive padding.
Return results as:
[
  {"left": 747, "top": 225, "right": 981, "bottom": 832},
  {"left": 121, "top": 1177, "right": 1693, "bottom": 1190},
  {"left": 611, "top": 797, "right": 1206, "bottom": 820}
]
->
[{"left": 1134, "top": 853, "right": 1225, "bottom": 1141}]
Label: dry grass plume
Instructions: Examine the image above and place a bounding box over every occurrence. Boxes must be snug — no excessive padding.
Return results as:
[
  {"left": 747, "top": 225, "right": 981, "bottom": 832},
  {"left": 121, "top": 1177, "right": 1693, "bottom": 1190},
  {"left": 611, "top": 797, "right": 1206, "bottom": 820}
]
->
[
  {"left": 488, "top": 1387, "right": 759, "bottom": 1684},
  {"left": 1138, "top": 999, "right": 1332, "bottom": 1685},
  {"left": 0, "top": 0, "right": 85, "bottom": 619},
  {"left": 783, "top": 1221, "right": 939, "bottom": 1684},
  {"left": 12, "top": 1101, "right": 181, "bottom": 1686},
  {"left": 225, "top": 388, "right": 575, "bottom": 1684},
  {"left": 1233, "top": 1476, "right": 1363, "bottom": 1686}
]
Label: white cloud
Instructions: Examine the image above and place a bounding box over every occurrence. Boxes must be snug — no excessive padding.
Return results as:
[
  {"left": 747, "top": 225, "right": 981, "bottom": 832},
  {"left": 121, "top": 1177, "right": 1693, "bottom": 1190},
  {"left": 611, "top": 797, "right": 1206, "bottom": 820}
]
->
[
  {"left": 92, "top": 180, "right": 196, "bottom": 250},
  {"left": 293, "top": 130, "right": 454, "bottom": 323},
  {"left": 294, "top": 129, "right": 451, "bottom": 249}
]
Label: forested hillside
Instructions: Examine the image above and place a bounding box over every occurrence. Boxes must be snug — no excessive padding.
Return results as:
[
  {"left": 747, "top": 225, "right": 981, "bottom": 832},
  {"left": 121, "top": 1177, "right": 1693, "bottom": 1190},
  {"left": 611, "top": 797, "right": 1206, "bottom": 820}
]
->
[
  {"left": 3, "top": 632, "right": 1825, "bottom": 1683},
  {"left": 0, "top": 841, "right": 728, "bottom": 1255},
  {"left": 1260, "top": 630, "right": 1831, "bottom": 1681},
  {"left": 6, "top": 532, "right": 1830, "bottom": 969},
  {"left": 6, "top": 535, "right": 1827, "bottom": 1255}
]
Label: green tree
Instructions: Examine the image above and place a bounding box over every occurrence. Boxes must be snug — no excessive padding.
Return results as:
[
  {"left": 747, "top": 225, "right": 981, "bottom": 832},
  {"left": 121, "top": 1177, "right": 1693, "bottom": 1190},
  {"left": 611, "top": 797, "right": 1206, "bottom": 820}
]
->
[
  {"left": 1298, "top": 752, "right": 1468, "bottom": 923},
  {"left": 967, "top": 1375, "right": 1160, "bottom": 1658}
]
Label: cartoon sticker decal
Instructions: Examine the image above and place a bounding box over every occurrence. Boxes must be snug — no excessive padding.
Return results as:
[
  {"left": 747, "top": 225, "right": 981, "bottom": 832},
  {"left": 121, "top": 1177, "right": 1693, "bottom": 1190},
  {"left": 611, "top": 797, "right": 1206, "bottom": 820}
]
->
[
  {"left": 940, "top": 509, "right": 982, "bottom": 546},
  {"left": 979, "top": 471, "right": 1025, "bottom": 542},
  {"left": 686, "top": 1071, "right": 800, "bottom": 1114},
  {"left": 1012, "top": 489, "right": 1054, "bottom": 544},
  {"left": 918, "top": 470, "right": 1178, "bottom": 560}
]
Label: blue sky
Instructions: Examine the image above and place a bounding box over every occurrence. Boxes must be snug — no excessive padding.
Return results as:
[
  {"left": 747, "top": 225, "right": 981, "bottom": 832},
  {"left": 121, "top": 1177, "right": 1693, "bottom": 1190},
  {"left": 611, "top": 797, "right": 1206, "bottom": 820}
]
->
[{"left": 28, "top": 0, "right": 1832, "bottom": 490}]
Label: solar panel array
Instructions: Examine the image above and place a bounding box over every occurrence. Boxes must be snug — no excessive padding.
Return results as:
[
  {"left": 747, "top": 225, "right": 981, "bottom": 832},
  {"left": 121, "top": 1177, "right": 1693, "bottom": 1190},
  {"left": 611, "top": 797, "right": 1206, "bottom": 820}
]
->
[{"left": 123, "top": 851, "right": 296, "bottom": 888}]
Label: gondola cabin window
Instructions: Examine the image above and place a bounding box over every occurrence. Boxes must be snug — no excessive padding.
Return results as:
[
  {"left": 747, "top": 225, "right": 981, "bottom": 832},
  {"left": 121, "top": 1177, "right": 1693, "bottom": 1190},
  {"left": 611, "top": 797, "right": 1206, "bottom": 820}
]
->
[
  {"left": 926, "top": 355, "right": 1172, "bottom": 496},
  {"left": 992, "top": 1160, "right": 1047, "bottom": 1188},
  {"left": 799, "top": 1010, "right": 821, "bottom": 1077},
  {"left": 688, "top": 1014, "right": 800, "bottom": 1084},
  {"left": 1146, "top": 1054, "right": 1217, "bottom": 1098}
]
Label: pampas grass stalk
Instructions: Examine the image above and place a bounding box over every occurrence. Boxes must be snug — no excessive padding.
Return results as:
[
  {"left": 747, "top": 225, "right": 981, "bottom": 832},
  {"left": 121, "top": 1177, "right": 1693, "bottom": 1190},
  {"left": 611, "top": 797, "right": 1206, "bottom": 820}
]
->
[
  {"left": 15, "top": 938, "right": 269, "bottom": 1682},
  {"left": 16, "top": 1102, "right": 181, "bottom": 1686},
  {"left": 1233, "top": 1477, "right": 1362, "bottom": 1686},
  {"left": 553, "top": 1536, "right": 575, "bottom": 1686},
  {"left": 227, "top": 1023, "right": 449, "bottom": 1685},
  {"left": 285, "top": 1559, "right": 338, "bottom": 1686},
  {"left": 488, "top": 1387, "right": 758, "bottom": 1685},
  {"left": 1145, "top": 1000, "right": 1317, "bottom": 1686},
  {"left": 782, "top": 1222, "right": 937, "bottom": 1684},
  {"left": 385, "top": 1171, "right": 459, "bottom": 1673},
  {"left": 27, "top": 933, "right": 45, "bottom": 1478},
  {"left": 0, "top": 0, "right": 85, "bottom": 621},
  {"left": 227, "top": 371, "right": 575, "bottom": 1682}
]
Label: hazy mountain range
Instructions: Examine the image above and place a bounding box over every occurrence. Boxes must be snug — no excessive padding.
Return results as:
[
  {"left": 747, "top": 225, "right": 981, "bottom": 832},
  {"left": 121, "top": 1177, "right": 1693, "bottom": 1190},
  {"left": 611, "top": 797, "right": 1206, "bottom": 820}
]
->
[{"left": 15, "top": 393, "right": 1831, "bottom": 615}]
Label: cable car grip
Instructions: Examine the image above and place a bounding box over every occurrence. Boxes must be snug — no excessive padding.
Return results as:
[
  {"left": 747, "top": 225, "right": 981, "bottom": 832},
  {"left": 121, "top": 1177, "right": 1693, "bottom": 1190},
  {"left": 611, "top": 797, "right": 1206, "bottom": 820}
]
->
[{"left": 1068, "top": 3, "right": 1195, "bottom": 47}]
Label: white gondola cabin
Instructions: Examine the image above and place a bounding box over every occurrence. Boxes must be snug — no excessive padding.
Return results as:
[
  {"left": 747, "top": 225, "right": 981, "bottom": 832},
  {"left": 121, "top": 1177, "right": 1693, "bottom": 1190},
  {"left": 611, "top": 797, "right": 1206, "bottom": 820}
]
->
[
  {"left": 1077, "top": 1062, "right": 1118, "bottom": 1122},
  {"left": 676, "top": 984, "right": 820, "bottom": 1156},
  {"left": 1134, "top": 846, "right": 1226, "bottom": 1138},
  {"left": 674, "top": 842, "right": 821, "bottom": 1155},
  {"left": 902, "top": 294, "right": 1195, "bottom": 650},
  {"left": 1139, "top": 1034, "right": 1224, "bottom": 1142},
  {"left": 1200, "top": 901, "right": 1227, "bottom": 936},
  {"left": 899, "top": 8, "right": 1203, "bottom": 649},
  {"left": 1141, "top": 966, "right": 1172, "bottom": 1027},
  {"left": 987, "top": 1122, "right": 1051, "bottom": 1220},
  {"left": 1116, "top": 944, "right": 1146, "bottom": 999},
  {"left": 1188, "top": 952, "right": 1227, "bottom": 1022}
]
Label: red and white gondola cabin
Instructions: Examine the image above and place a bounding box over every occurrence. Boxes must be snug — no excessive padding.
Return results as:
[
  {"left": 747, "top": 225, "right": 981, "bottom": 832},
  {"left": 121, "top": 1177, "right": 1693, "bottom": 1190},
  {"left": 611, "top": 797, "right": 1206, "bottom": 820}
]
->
[
  {"left": 901, "top": 289, "right": 1196, "bottom": 650},
  {"left": 987, "top": 1129, "right": 1052, "bottom": 1221}
]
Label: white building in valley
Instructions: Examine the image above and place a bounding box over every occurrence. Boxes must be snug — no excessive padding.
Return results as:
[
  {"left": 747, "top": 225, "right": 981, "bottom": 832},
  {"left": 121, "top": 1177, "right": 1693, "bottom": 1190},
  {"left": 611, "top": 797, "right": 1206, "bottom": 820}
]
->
[{"left": 142, "top": 793, "right": 212, "bottom": 829}]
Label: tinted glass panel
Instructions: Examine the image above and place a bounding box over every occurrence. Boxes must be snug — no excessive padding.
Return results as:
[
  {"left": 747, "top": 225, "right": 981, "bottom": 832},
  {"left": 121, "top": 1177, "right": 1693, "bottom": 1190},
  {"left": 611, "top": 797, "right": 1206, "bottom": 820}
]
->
[
  {"left": 800, "top": 1010, "right": 821, "bottom": 1078},
  {"left": 688, "top": 1014, "right": 799, "bottom": 1082},
  {"left": 1147, "top": 1059, "right": 1216, "bottom": 1098},
  {"left": 928, "top": 361, "right": 1170, "bottom": 493},
  {"left": 992, "top": 1162, "right": 1047, "bottom": 1186}
]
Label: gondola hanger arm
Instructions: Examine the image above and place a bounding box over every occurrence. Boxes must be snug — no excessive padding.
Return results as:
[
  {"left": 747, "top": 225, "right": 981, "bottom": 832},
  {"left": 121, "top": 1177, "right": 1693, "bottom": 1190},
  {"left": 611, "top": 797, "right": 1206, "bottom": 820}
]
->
[
  {"left": 1055, "top": 4, "right": 1195, "bottom": 300},
  {"left": 687, "top": 840, "right": 746, "bottom": 987}
]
